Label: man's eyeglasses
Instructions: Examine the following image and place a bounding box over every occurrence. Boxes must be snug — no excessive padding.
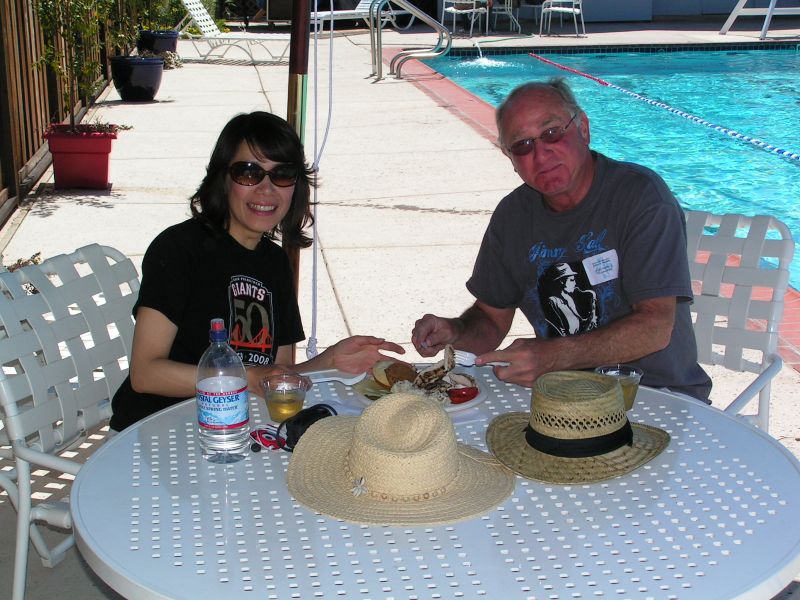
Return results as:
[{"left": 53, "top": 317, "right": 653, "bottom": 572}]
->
[
  {"left": 228, "top": 161, "right": 299, "bottom": 187},
  {"left": 507, "top": 113, "right": 579, "bottom": 157}
]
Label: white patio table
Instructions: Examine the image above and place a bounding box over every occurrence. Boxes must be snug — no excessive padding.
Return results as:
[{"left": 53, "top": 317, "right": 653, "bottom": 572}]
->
[{"left": 71, "top": 369, "right": 800, "bottom": 600}]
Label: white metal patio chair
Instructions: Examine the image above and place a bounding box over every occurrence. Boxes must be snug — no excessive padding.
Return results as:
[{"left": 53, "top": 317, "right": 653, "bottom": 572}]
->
[
  {"left": 311, "top": 0, "right": 416, "bottom": 32},
  {"left": 178, "top": 0, "right": 291, "bottom": 63},
  {"left": 442, "top": 0, "right": 489, "bottom": 37},
  {"left": 539, "top": 0, "right": 584, "bottom": 37},
  {"left": 0, "top": 244, "right": 139, "bottom": 600},
  {"left": 685, "top": 210, "right": 794, "bottom": 432}
]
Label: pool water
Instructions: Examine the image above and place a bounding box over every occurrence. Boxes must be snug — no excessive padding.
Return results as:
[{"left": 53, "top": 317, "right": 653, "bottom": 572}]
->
[{"left": 425, "top": 50, "right": 800, "bottom": 289}]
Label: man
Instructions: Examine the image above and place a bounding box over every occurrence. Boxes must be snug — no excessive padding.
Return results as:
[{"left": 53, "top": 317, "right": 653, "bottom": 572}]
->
[{"left": 411, "top": 78, "right": 711, "bottom": 401}]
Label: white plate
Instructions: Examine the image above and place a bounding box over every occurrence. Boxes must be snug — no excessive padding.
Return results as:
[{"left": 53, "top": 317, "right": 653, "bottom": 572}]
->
[{"left": 351, "top": 368, "right": 486, "bottom": 413}]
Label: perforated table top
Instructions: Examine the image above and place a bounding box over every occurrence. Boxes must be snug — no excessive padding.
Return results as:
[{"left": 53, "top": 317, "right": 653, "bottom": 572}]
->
[{"left": 72, "top": 370, "right": 800, "bottom": 599}]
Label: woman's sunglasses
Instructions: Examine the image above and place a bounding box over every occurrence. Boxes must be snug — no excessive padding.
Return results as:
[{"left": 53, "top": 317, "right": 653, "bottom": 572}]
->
[{"left": 228, "top": 161, "right": 299, "bottom": 187}]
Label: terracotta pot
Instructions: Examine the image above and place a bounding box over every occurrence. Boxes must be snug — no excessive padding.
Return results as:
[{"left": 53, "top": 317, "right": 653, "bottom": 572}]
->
[{"left": 45, "top": 127, "right": 117, "bottom": 189}]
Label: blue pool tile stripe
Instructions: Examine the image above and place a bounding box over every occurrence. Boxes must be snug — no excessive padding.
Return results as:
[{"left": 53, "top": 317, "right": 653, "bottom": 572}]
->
[
  {"left": 529, "top": 52, "right": 800, "bottom": 164},
  {"left": 447, "top": 42, "right": 800, "bottom": 57}
]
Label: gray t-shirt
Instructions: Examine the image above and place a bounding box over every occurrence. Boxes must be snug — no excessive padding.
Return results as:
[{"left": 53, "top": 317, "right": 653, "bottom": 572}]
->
[{"left": 467, "top": 152, "right": 711, "bottom": 400}]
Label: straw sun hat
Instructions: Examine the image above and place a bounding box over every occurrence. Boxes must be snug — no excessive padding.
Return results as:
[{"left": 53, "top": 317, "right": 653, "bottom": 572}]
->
[
  {"left": 487, "top": 371, "right": 670, "bottom": 484},
  {"left": 287, "top": 393, "right": 515, "bottom": 526}
]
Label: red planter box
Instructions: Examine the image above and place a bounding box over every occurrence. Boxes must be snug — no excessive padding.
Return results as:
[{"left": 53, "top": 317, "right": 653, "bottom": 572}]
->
[{"left": 45, "top": 128, "right": 117, "bottom": 189}]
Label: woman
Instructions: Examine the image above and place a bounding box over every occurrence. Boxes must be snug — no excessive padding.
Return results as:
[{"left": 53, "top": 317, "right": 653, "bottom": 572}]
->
[{"left": 110, "top": 112, "right": 402, "bottom": 431}]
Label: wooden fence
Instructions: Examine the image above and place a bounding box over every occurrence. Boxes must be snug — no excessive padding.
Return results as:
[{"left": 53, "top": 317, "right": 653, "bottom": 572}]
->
[
  {"left": 0, "top": 0, "right": 113, "bottom": 230},
  {"left": 1, "top": 0, "right": 55, "bottom": 226},
  {"left": 0, "top": 1, "right": 228, "bottom": 232}
]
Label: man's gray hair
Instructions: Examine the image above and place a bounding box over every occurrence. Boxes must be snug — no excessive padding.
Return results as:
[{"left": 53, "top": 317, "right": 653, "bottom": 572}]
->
[{"left": 496, "top": 78, "right": 584, "bottom": 144}]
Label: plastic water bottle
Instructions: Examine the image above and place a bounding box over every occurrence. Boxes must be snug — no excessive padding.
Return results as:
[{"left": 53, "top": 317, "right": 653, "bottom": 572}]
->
[{"left": 196, "top": 318, "right": 250, "bottom": 463}]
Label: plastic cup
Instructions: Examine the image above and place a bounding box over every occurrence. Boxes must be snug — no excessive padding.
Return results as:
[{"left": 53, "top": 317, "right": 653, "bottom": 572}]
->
[
  {"left": 260, "top": 374, "right": 312, "bottom": 422},
  {"left": 594, "top": 364, "right": 643, "bottom": 411}
]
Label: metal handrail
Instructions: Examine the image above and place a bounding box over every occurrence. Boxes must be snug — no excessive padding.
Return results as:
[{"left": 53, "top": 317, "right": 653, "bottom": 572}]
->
[{"left": 368, "top": 0, "right": 451, "bottom": 80}]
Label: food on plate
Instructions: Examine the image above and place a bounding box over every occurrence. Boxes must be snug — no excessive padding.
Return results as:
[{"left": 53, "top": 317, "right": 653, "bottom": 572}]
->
[
  {"left": 385, "top": 361, "right": 417, "bottom": 387},
  {"left": 372, "top": 359, "right": 417, "bottom": 389},
  {"left": 414, "top": 345, "right": 456, "bottom": 389},
  {"left": 447, "top": 386, "right": 480, "bottom": 404},
  {"left": 357, "top": 346, "right": 479, "bottom": 406},
  {"left": 371, "top": 360, "right": 395, "bottom": 389}
]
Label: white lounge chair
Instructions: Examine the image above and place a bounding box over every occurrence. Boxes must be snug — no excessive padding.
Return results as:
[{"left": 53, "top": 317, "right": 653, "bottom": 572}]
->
[
  {"left": 685, "top": 210, "right": 794, "bottom": 432},
  {"left": 179, "top": 0, "right": 291, "bottom": 63},
  {"left": 0, "top": 244, "right": 139, "bottom": 600},
  {"left": 311, "top": 0, "right": 416, "bottom": 32}
]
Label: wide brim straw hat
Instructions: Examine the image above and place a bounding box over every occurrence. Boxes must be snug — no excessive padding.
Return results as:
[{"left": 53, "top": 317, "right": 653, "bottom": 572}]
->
[
  {"left": 487, "top": 371, "right": 670, "bottom": 484},
  {"left": 287, "top": 393, "right": 515, "bottom": 526}
]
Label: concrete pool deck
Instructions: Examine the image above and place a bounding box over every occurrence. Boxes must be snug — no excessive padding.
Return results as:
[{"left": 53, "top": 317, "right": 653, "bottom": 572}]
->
[{"left": 1, "top": 14, "right": 799, "bottom": 600}]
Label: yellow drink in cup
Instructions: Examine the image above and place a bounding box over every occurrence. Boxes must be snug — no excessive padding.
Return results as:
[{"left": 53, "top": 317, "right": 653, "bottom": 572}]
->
[
  {"left": 261, "top": 374, "right": 312, "bottom": 422},
  {"left": 594, "top": 364, "right": 643, "bottom": 411}
]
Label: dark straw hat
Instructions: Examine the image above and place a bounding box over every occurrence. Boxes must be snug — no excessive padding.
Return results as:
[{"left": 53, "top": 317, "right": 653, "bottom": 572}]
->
[{"left": 486, "top": 371, "right": 670, "bottom": 484}]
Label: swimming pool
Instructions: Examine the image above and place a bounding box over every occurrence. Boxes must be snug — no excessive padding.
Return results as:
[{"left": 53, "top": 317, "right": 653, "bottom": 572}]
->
[{"left": 425, "top": 49, "right": 800, "bottom": 289}]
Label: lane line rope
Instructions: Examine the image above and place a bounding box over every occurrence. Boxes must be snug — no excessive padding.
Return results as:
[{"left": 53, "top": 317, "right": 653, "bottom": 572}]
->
[{"left": 529, "top": 52, "right": 800, "bottom": 164}]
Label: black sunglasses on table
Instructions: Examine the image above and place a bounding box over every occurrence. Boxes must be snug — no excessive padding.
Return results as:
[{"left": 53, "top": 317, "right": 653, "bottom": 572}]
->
[
  {"left": 228, "top": 161, "right": 299, "bottom": 187},
  {"left": 507, "top": 113, "right": 579, "bottom": 157}
]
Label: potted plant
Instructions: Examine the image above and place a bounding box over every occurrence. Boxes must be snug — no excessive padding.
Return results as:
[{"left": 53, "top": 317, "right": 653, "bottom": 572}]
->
[
  {"left": 135, "top": 0, "right": 183, "bottom": 55},
  {"left": 137, "top": 29, "right": 180, "bottom": 55},
  {"left": 107, "top": 0, "right": 166, "bottom": 102},
  {"left": 31, "top": 0, "right": 126, "bottom": 189}
]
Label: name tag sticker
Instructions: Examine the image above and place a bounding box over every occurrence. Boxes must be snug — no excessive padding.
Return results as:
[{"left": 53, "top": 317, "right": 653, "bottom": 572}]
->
[{"left": 583, "top": 249, "right": 619, "bottom": 286}]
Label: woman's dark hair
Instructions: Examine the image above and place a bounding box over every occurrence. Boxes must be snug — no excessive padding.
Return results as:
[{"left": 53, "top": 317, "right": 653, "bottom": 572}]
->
[{"left": 190, "top": 111, "right": 316, "bottom": 248}]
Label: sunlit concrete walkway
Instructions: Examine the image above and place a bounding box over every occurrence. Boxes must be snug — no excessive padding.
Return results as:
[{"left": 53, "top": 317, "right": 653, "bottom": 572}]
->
[{"left": 1, "top": 15, "right": 799, "bottom": 600}]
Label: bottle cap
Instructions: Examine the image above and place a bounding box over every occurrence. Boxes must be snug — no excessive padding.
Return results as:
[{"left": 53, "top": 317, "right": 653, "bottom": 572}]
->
[{"left": 209, "top": 318, "right": 228, "bottom": 342}]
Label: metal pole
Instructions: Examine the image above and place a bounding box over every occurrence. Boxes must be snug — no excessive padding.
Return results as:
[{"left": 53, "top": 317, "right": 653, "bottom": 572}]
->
[{"left": 285, "top": 0, "right": 310, "bottom": 360}]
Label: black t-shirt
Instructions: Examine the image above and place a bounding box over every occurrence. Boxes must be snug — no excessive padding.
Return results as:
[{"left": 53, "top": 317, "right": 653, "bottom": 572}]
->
[{"left": 110, "top": 218, "right": 305, "bottom": 431}]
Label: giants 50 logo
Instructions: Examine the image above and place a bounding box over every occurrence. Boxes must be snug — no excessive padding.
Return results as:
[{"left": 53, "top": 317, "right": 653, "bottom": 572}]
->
[{"left": 228, "top": 275, "right": 274, "bottom": 357}]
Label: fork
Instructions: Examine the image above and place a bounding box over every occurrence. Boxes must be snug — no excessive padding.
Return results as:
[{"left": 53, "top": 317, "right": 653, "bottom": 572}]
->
[
  {"left": 303, "top": 369, "right": 367, "bottom": 386},
  {"left": 453, "top": 350, "right": 509, "bottom": 368}
]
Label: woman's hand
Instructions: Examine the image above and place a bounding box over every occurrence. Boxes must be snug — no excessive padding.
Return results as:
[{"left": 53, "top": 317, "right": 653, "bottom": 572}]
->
[{"left": 327, "top": 335, "right": 405, "bottom": 373}]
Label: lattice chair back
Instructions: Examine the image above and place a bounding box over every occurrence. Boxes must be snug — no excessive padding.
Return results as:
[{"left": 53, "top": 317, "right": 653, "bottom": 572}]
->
[
  {"left": 685, "top": 210, "right": 794, "bottom": 431},
  {"left": 182, "top": 0, "right": 223, "bottom": 36},
  {"left": 0, "top": 244, "right": 139, "bottom": 600}
]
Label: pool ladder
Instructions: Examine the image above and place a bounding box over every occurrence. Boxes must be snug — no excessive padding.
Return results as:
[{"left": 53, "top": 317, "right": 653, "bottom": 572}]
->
[{"left": 368, "top": 0, "right": 452, "bottom": 80}]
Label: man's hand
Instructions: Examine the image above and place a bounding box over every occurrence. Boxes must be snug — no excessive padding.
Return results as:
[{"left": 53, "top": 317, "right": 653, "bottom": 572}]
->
[
  {"left": 476, "top": 338, "right": 557, "bottom": 388},
  {"left": 411, "top": 314, "right": 462, "bottom": 357},
  {"left": 412, "top": 302, "right": 514, "bottom": 358},
  {"left": 477, "top": 297, "right": 677, "bottom": 388}
]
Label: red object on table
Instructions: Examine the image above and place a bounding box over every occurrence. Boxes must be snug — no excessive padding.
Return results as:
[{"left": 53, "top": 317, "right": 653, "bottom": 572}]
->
[{"left": 447, "top": 387, "right": 479, "bottom": 404}]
